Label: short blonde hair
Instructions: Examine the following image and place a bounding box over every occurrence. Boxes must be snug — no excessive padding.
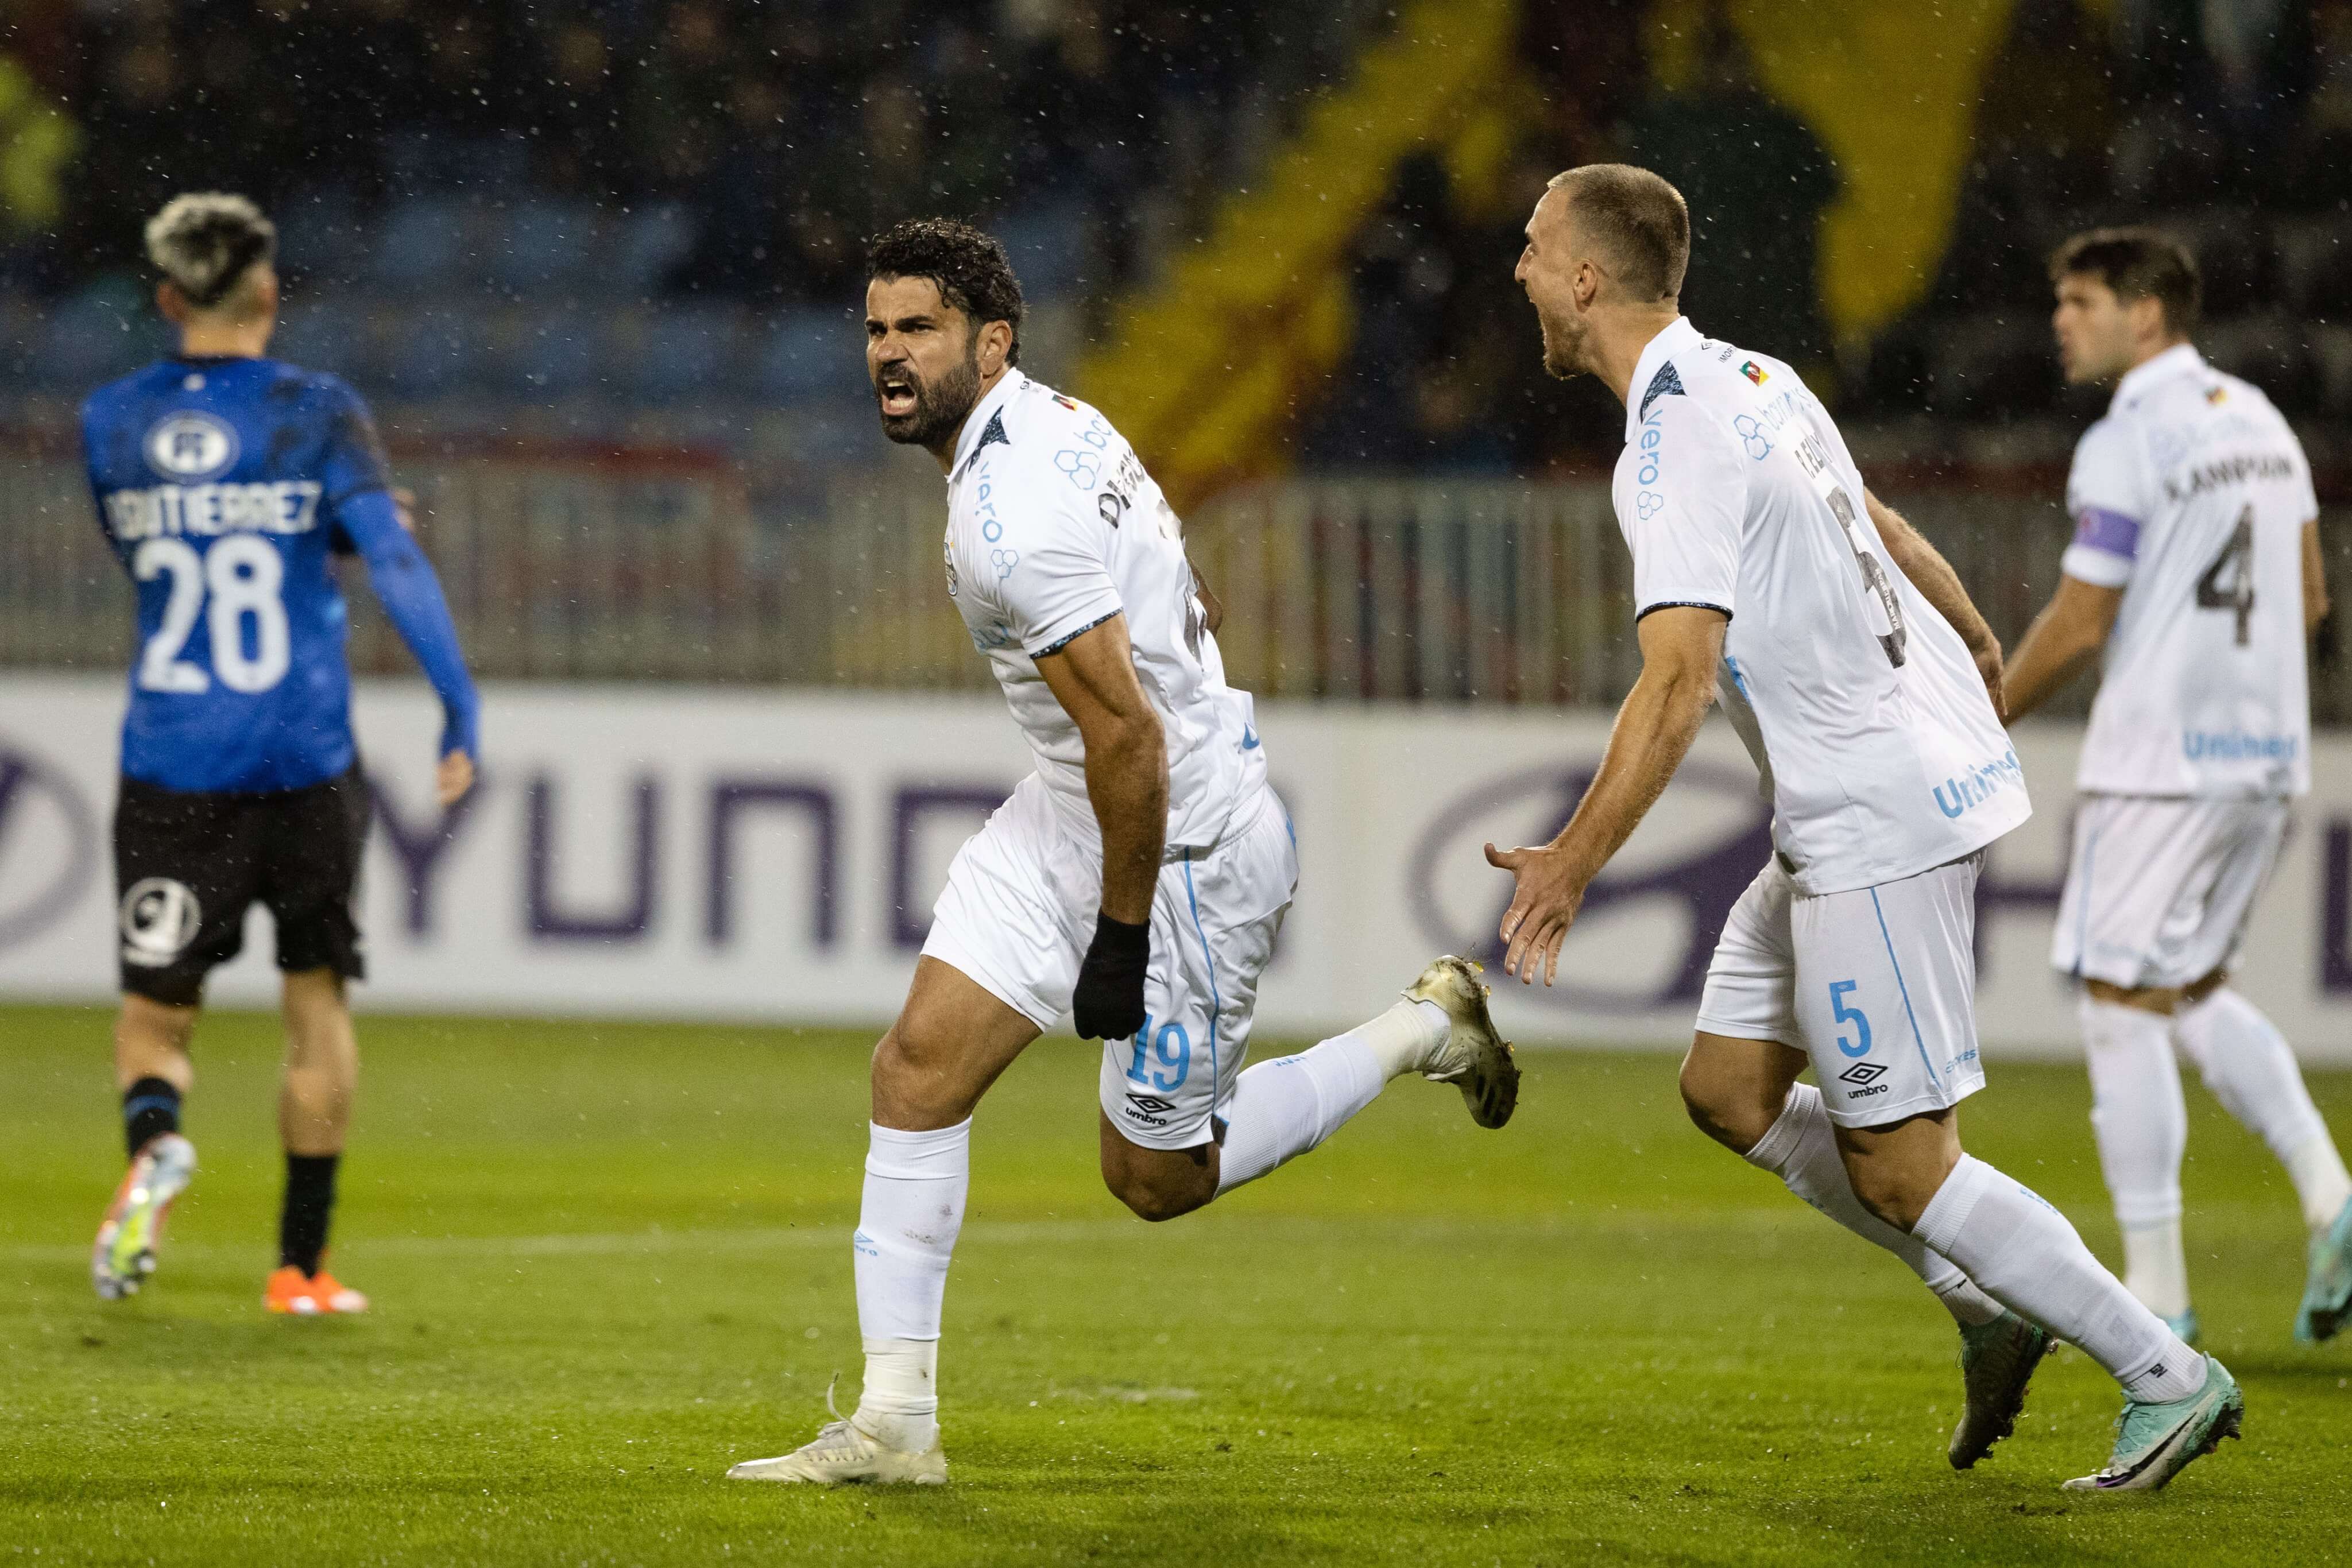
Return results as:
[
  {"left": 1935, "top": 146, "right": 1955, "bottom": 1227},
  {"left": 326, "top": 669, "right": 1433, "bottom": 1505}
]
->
[
  {"left": 145, "top": 192, "right": 277, "bottom": 311},
  {"left": 1546, "top": 165, "right": 1690, "bottom": 303}
]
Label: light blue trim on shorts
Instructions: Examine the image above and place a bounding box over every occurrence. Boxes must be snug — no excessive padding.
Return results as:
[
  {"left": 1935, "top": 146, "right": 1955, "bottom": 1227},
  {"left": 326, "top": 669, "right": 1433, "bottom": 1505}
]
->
[
  {"left": 1181, "top": 850, "right": 1223, "bottom": 1102},
  {"left": 1867, "top": 885, "right": 1941, "bottom": 1091},
  {"left": 2072, "top": 820, "right": 2100, "bottom": 979}
]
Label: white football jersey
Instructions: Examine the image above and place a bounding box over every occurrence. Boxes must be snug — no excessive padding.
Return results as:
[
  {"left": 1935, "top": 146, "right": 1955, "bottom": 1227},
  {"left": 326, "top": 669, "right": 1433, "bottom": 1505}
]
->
[
  {"left": 2061, "top": 344, "right": 2315, "bottom": 798},
  {"left": 941, "top": 368, "right": 1262, "bottom": 851},
  {"left": 1612, "top": 319, "right": 2030, "bottom": 895}
]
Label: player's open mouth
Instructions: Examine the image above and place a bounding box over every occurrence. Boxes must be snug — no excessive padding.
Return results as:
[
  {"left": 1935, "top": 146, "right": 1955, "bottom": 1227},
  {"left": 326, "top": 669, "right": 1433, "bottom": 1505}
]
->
[{"left": 877, "top": 374, "right": 918, "bottom": 419}]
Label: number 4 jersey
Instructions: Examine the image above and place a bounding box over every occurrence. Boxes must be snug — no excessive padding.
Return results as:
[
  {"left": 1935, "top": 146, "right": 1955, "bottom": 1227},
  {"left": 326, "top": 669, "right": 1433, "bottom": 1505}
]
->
[
  {"left": 81, "top": 354, "right": 478, "bottom": 794},
  {"left": 2062, "top": 343, "right": 2314, "bottom": 799},
  {"left": 1611, "top": 318, "right": 2029, "bottom": 895}
]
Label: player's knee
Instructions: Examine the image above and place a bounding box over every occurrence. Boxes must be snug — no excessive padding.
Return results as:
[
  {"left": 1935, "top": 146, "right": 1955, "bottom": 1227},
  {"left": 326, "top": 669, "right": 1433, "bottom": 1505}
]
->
[
  {"left": 1098, "top": 1141, "right": 1214, "bottom": 1222},
  {"left": 1842, "top": 1157, "right": 1935, "bottom": 1232},
  {"left": 1678, "top": 1052, "right": 1769, "bottom": 1153},
  {"left": 1104, "top": 1171, "right": 1200, "bottom": 1223},
  {"left": 870, "top": 1024, "right": 975, "bottom": 1126}
]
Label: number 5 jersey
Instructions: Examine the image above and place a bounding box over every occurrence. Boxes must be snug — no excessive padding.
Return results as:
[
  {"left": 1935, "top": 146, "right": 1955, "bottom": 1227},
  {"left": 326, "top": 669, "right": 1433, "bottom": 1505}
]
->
[
  {"left": 1610, "top": 317, "right": 2029, "bottom": 895},
  {"left": 80, "top": 354, "right": 478, "bottom": 795},
  {"left": 2061, "top": 342, "right": 2315, "bottom": 800}
]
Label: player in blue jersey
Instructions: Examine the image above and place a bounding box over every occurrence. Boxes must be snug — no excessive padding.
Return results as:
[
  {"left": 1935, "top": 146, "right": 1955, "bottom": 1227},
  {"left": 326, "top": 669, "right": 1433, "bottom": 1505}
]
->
[{"left": 82, "top": 193, "right": 481, "bottom": 1314}]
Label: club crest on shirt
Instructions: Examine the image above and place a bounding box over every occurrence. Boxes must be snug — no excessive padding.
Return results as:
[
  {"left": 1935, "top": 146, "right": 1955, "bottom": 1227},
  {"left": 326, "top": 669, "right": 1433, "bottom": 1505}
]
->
[{"left": 144, "top": 411, "right": 239, "bottom": 482}]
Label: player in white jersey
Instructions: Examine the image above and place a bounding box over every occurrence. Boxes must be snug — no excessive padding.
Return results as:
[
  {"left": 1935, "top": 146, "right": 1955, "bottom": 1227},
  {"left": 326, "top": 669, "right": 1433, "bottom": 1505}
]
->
[
  {"left": 2004, "top": 226, "right": 2352, "bottom": 1348},
  {"left": 725, "top": 219, "right": 1519, "bottom": 1486},
  {"left": 1490, "top": 167, "right": 2240, "bottom": 1490}
]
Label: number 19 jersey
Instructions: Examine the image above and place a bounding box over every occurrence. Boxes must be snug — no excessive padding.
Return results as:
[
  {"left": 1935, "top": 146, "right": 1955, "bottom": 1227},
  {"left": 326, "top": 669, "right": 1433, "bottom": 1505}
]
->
[
  {"left": 82, "top": 355, "right": 392, "bottom": 794},
  {"left": 2061, "top": 343, "right": 2315, "bottom": 798},
  {"left": 1612, "top": 318, "right": 2029, "bottom": 896}
]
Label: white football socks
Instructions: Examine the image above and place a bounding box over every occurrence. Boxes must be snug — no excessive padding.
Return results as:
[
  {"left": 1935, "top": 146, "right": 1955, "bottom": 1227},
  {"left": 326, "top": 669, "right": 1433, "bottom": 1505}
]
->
[
  {"left": 851, "top": 1118, "right": 970, "bottom": 1452},
  {"left": 2174, "top": 988, "right": 2352, "bottom": 1232},
  {"left": 1744, "top": 1084, "right": 2003, "bottom": 1326},
  {"left": 1214, "top": 1001, "right": 1445, "bottom": 1196},
  {"left": 2080, "top": 998, "right": 2192, "bottom": 1318},
  {"left": 1916, "top": 1154, "right": 2204, "bottom": 1403}
]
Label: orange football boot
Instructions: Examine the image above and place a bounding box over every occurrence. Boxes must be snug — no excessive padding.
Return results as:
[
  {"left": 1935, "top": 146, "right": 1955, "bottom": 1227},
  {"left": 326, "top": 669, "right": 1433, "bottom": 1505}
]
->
[
  {"left": 306, "top": 1266, "right": 369, "bottom": 1314},
  {"left": 265, "top": 1261, "right": 370, "bottom": 1315},
  {"left": 265, "top": 1265, "right": 328, "bottom": 1315}
]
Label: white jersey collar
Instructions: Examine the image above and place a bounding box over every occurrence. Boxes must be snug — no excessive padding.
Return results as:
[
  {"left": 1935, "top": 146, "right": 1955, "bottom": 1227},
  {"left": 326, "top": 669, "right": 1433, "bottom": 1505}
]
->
[
  {"left": 949, "top": 366, "right": 1030, "bottom": 481},
  {"left": 2111, "top": 342, "right": 2204, "bottom": 411},
  {"left": 1623, "top": 316, "right": 1703, "bottom": 442}
]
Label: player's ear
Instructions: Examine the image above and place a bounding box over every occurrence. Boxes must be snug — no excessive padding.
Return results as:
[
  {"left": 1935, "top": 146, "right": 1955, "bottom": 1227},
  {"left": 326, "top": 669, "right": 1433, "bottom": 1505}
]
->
[
  {"left": 156, "top": 281, "right": 185, "bottom": 326},
  {"left": 978, "top": 319, "right": 1013, "bottom": 374}
]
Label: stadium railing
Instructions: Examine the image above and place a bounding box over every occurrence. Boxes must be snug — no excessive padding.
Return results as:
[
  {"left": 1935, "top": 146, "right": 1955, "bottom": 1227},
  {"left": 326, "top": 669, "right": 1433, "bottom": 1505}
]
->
[{"left": 5, "top": 442, "right": 2344, "bottom": 721}]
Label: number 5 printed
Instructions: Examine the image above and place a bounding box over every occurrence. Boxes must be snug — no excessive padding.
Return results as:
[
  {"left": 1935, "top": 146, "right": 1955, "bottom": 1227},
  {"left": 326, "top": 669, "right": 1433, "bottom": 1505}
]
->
[{"left": 1829, "top": 980, "right": 1872, "bottom": 1058}]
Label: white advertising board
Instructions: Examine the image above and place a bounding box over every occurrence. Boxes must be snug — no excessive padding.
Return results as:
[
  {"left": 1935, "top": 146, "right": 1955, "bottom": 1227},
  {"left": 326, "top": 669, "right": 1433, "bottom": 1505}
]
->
[{"left": 3, "top": 675, "right": 2350, "bottom": 1061}]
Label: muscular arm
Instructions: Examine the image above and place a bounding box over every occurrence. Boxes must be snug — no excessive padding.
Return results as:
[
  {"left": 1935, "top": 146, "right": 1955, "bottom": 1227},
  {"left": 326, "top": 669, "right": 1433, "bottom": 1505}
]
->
[
  {"left": 1866, "top": 489, "right": 2005, "bottom": 720},
  {"left": 1484, "top": 606, "right": 1726, "bottom": 985},
  {"left": 2305, "top": 519, "right": 2330, "bottom": 637},
  {"left": 2001, "top": 574, "right": 2122, "bottom": 722},
  {"left": 1034, "top": 614, "right": 1168, "bottom": 924}
]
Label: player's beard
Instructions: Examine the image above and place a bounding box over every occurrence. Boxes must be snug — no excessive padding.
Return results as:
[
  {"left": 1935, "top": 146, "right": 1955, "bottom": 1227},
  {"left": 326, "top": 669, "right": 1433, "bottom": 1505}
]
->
[
  {"left": 1537, "top": 303, "right": 1584, "bottom": 381},
  {"left": 876, "top": 343, "right": 984, "bottom": 450}
]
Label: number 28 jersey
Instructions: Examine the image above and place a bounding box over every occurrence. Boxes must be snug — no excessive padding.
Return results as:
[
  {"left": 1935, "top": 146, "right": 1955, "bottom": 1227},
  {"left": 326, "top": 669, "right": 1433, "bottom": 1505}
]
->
[
  {"left": 940, "top": 369, "right": 1262, "bottom": 853},
  {"left": 1612, "top": 318, "right": 2029, "bottom": 896},
  {"left": 81, "top": 355, "right": 392, "bottom": 794},
  {"left": 2061, "top": 344, "right": 2314, "bottom": 799}
]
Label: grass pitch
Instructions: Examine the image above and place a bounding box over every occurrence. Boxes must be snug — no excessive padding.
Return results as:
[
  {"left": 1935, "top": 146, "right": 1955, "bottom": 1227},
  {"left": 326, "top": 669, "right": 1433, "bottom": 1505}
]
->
[{"left": 3, "top": 1005, "right": 2346, "bottom": 1566}]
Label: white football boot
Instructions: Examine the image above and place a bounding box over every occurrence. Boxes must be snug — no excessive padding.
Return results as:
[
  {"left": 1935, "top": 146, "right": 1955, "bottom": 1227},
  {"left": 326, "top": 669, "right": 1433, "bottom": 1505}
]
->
[
  {"left": 92, "top": 1132, "right": 197, "bottom": 1300},
  {"left": 1403, "top": 956, "right": 1521, "bottom": 1129},
  {"left": 726, "top": 1382, "right": 946, "bottom": 1486}
]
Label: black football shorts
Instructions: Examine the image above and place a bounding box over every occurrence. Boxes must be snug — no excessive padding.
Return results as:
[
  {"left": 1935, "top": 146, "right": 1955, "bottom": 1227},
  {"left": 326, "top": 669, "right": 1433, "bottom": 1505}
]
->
[{"left": 113, "top": 764, "right": 372, "bottom": 1006}]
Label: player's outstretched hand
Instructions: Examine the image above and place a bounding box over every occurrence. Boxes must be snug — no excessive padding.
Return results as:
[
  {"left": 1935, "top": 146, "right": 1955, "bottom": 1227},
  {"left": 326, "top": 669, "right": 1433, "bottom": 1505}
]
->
[
  {"left": 1073, "top": 913, "right": 1150, "bottom": 1040},
  {"left": 1484, "top": 842, "right": 1585, "bottom": 988},
  {"left": 437, "top": 749, "right": 475, "bottom": 807}
]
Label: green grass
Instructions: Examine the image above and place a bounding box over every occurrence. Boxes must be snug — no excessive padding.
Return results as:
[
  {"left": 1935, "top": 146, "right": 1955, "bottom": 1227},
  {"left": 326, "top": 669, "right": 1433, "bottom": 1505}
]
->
[{"left": 3, "top": 1005, "right": 2347, "bottom": 1566}]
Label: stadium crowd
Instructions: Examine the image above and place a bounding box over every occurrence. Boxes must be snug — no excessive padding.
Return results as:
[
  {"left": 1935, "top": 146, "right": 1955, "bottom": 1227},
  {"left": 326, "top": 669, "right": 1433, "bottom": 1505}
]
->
[
  {"left": 2, "top": 0, "right": 1313, "bottom": 303},
  {"left": 1, "top": 0, "right": 2347, "bottom": 473}
]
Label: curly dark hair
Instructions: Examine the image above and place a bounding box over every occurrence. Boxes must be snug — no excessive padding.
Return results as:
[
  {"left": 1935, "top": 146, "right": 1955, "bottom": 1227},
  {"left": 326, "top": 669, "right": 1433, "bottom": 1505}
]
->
[{"left": 866, "top": 218, "right": 1024, "bottom": 366}]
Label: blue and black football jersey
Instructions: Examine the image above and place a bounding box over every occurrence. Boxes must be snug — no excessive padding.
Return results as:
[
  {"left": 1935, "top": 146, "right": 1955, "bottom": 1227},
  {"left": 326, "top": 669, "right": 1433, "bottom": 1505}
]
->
[{"left": 81, "top": 355, "right": 478, "bottom": 794}]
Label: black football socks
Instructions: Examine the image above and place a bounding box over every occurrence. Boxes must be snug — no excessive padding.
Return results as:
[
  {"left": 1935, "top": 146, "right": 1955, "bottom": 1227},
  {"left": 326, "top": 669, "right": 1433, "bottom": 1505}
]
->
[
  {"left": 280, "top": 1153, "right": 341, "bottom": 1276},
  {"left": 122, "top": 1077, "right": 181, "bottom": 1160}
]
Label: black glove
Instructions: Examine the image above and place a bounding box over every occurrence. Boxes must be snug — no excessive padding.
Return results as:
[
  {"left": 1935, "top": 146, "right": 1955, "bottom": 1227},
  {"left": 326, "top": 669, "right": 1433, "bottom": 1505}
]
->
[{"left": 1072, "top": 912, "right": 1150, "bottom": 1040}]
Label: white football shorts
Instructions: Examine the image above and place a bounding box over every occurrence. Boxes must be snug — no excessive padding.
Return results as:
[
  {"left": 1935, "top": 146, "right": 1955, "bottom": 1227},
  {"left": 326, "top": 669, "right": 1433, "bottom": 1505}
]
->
[
  {"left": 2051, "top": 794, "right": 2289, "bottom": 992},
  {"left": 1696, "top": 854, "right": 1988, "bottom": 1128},
  {"left": 921, "top": 772, "right": 1299, "bottom": 1151}
]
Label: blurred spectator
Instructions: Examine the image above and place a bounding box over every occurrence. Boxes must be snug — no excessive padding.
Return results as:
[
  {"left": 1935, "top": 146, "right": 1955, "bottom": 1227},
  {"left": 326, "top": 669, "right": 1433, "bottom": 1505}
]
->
[{"left": 1622, "top": 10, "right": 1839, "bottom": 366}]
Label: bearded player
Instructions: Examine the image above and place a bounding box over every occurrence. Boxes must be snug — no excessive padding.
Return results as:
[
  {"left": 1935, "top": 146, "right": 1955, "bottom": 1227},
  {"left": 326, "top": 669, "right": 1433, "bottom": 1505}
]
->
[
  {"left": 725, "top": 218, "right": 1519, "bottom": 1486},
  {"left": 83, "top": 194, "right": 480, "bottom": 1315},
  {"left": 2004, "top": 226, "right": 2351, "bottom": 1346},
  {"left": 1489, "top": 166, "right": 2239, "bottom": 1490}
]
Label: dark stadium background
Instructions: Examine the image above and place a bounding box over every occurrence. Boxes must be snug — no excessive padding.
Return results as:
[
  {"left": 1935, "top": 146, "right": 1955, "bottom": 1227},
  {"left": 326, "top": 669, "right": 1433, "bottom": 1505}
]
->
[{"left": 1, "top": 0, "right": 2345, "bottom": 711}]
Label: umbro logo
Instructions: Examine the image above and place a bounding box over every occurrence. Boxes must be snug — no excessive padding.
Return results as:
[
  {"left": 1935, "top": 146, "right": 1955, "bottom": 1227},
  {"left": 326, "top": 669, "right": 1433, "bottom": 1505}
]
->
[
  {"left": 1126, "top": 1095, "right": 1177, "bottom": 1115},
  {"left": 1838, "top": 1061, "right": 1888, "bottom": 1086}
]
